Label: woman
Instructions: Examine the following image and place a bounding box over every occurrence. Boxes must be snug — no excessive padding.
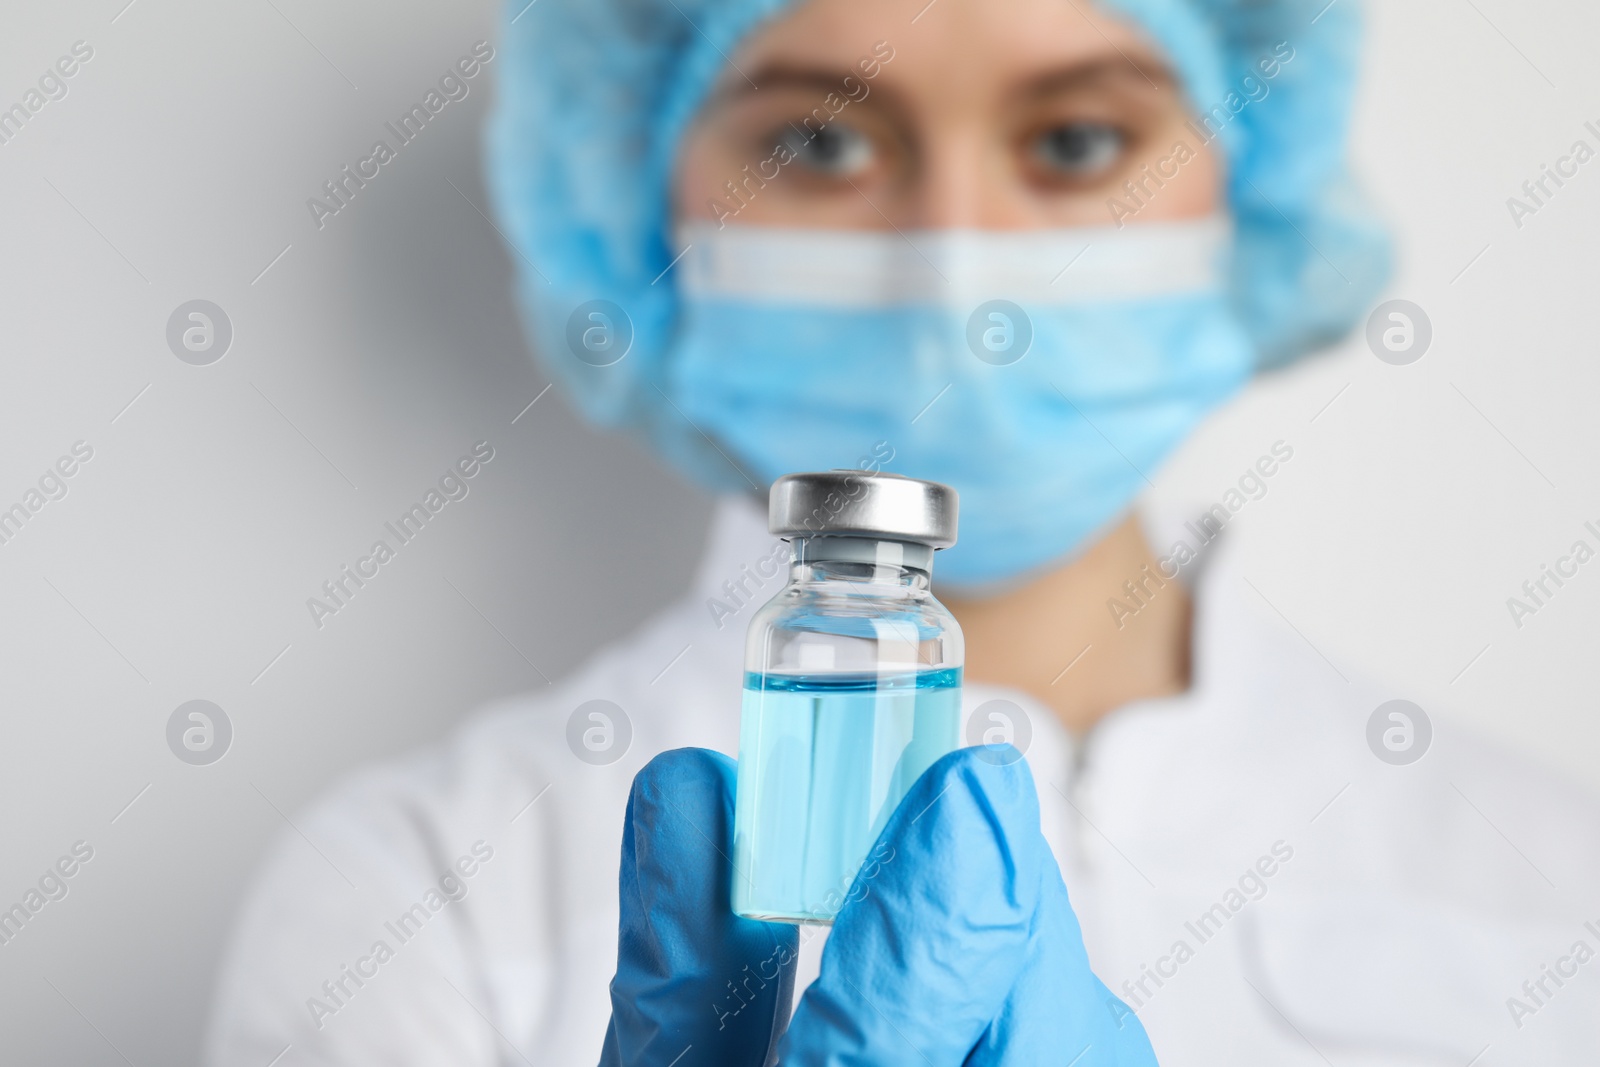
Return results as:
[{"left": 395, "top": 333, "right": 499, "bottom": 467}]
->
[{"left": 205, "top": 0, "right": 1600, "bottom": 1063}]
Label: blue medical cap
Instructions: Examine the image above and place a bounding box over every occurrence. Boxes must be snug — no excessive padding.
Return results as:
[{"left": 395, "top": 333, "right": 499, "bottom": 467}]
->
[{"left": 485, "top": 0, "right": 1390, "bottom": 436}]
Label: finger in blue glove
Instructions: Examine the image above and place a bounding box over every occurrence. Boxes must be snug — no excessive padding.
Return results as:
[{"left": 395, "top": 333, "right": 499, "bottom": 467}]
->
[
  {"left": 602, "top": 748, "right": 798, "bottom": 1067},
  {"left": 781, "top": 745, "right": 1159, "bottom": 1066}
]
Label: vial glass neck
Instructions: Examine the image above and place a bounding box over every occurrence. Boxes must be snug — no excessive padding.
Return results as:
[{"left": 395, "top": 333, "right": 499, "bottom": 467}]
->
[{"left": 791, "top": 536, "right": 933, "bottom": 590}]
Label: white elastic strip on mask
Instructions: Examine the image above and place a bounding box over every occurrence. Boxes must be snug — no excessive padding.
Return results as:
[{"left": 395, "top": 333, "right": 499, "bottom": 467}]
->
[{"left": 675, "top": 215, "right": 1229, "bottom": 307}]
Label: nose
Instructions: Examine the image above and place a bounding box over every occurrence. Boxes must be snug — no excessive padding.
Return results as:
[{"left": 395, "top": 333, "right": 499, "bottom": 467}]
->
[{"left": 908, "top": 126, "right": 1032, "bottom": 230}]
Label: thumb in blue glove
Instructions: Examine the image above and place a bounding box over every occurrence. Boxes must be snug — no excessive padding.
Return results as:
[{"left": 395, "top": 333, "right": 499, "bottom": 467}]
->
[
  {"left": 781, "top": 745, "right": 1158, "bottom": 1065},
  {"left": 600, "top": 748, "right": 796, "bottom": 1067}
]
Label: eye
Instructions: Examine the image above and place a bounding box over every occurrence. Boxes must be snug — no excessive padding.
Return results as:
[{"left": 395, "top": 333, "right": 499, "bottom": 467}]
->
[
  {"left": 1031, "top": 121, "right": 1125, "bottom": 179},
  {"left": 783, "top": 122, "right": 875, "bottom": 177}
]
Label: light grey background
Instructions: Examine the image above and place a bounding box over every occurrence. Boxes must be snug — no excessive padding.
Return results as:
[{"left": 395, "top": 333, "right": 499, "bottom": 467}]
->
[{"left": 1, "top": 0, "right": 1596, "bottom": 1063}]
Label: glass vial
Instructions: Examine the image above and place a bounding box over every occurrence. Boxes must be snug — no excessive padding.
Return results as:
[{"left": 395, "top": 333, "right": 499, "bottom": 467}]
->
[{"left": 732, "top": 471, "right": 962, "bottom": 924}]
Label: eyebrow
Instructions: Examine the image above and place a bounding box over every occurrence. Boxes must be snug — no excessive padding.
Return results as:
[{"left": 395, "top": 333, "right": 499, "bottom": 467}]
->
[
  {"left": 715, "top": 64, "right": 876, "bottom": 102},
  {"left": 709, "top": 55, "right": 1175, "bottom": 110},
  {"left": 1017, "top": 57, "right": 1177, "bottom": 100}
]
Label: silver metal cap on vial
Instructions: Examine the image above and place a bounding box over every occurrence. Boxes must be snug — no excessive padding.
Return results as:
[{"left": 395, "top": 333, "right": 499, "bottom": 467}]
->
[{"left": 768, "top": 471, "right": 958, "bottom": 549}]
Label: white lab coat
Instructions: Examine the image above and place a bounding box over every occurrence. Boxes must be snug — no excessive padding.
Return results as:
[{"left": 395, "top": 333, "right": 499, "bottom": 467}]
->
[{"left": 205, "top": 498, "right": 1600, "bottom": 1066}]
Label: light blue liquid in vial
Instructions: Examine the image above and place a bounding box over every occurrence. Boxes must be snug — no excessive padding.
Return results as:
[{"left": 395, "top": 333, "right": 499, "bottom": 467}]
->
[{"left": 731, "top": 667, "right": 961, "bottom": 923}]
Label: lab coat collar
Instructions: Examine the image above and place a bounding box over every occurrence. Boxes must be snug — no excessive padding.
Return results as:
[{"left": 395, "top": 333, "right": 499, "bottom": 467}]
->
[
  {"left": 690, "top": 494, "right": 783, "bottom": 605},
  {"left": 682, "top": 495, "right": 1246, "bottom": 784},
  {"left": 684, "top": 492, "right": 1257, "bottom": 745}
]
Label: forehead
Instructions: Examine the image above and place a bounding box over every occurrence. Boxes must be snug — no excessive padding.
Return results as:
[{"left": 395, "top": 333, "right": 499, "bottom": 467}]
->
[{"left": 731, "top": 0, "right": 1170, "bottom": 92}]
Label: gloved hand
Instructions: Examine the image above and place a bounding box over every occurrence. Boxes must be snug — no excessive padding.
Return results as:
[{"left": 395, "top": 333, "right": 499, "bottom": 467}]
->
[{"left": 599, "top": 745, "right": 1158, "bottom": 1066}]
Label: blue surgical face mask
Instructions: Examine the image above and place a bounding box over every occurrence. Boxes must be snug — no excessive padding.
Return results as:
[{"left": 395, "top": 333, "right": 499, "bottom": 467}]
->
[{"left": 665, "top": 216, "right": 1254, "bottom": 589}]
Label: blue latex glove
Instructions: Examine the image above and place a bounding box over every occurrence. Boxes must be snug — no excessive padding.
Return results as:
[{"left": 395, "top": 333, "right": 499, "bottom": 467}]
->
[{"left": 600, "top": 746, "right": 1158, "bottom": 1065}]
